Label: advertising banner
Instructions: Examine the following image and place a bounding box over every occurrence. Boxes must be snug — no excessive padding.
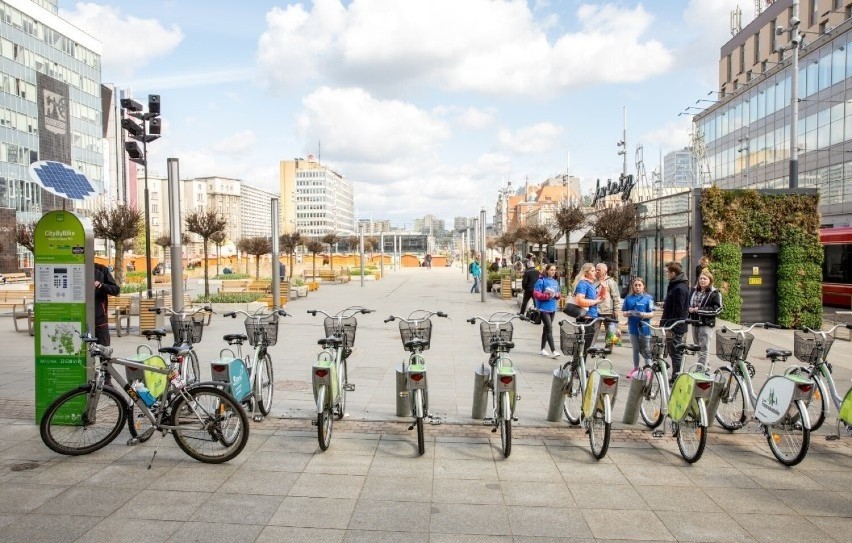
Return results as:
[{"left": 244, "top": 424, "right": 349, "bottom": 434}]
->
[{"left": 37, "top": 73, "right": 72, "bottom": 165}]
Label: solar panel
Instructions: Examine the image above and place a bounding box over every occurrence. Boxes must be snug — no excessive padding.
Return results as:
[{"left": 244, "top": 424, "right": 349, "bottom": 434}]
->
[{"left": 28, "top": 161, "right": 97, "bottom": 202}]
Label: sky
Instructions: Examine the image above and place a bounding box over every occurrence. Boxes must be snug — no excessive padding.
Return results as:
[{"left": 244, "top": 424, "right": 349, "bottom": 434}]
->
[{"left": 61, "top": 0, "right": 755, "bottom": 227}]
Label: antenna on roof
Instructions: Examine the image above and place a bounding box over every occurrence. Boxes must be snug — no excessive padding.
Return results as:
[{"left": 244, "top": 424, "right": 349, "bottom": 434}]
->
[{"left": 731, "top": 5, "right": 743, "bottom": 36}]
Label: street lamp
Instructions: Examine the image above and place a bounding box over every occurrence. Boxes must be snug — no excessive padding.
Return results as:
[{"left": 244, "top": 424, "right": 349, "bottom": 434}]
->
[
  {"left": 121, "top": 94, "right": 161, "bottom": 298},
  {"left": 775, "top": 2, "right": 801, "bottom": 188}
]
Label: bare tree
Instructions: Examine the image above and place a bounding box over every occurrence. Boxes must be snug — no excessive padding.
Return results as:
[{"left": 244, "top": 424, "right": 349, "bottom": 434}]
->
[
  {"left": 210, "top": 230, "right": 227, "bottom": 276},
  {"left": 279, "top": 231, "right": 303, "bottom": 279},
  {"left": 186, "top": 210, "right": 228, "bottom": 297},
  {"left": 346, "top": 235, "right": 359, "bottom": 253},
  {"left": 305, "top": 239, "right": 324, "bottom": 282},
  {"left": 91, "top": 205, "right": 142, "bottom": 285},
  {"left": 322, "top": 232, "right": 341, "bottom": 269},
  {"left": 555, "top": 203, "right": 586, "bottom": 277},
  {"left": 524, "top": 225, "right": 553, "bottom": 261},
  {"left": 155, "top": 232, "right": 190, "bottom": 272},
  {"left": 594, "top": 203, "right": 639, "bottom": 272},
  {"left": 237, "top": 236, "right": 272, "bottom": 279},
  {"left": 15, "top": 222, "right": 35, "bottom": 253}
]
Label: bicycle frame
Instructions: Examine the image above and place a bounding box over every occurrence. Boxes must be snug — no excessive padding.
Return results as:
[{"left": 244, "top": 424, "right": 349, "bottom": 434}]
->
[{"left": 313, "top": 341, "right": 343, "bottom": 414}]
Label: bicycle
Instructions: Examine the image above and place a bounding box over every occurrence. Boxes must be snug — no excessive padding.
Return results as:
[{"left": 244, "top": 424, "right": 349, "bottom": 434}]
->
[
  {"left": 789, "top": 323, "right": 852, "bottom": 432},
  {"left": 151, "top": 305, "right": 213, "bottom": 384},
  {"left": 636, "top": 319, "right": 696, "bottom": 429},
  {"left": 467, "top": 311, "right": 526, "bottom": 458},
  {"left": 124, "top": 327, "right": 169, "bottom": 443},
  {"left": 384, "top": 309, "right": 449, "bottom": 455},
  {"left": 40, "top": 335, "right": 250, "bottom": 465},
  {"left": 557, "top": 317, "right": 620, "bottom": 459},
  {"left": 308, "top": 306, "right": 374, "bottom": 450},
  {"left": 714, "top": 322, "right": 816, "bottom": 466},
  {"left": 220, "top": 308, "right": 289, "bottom": 422}
]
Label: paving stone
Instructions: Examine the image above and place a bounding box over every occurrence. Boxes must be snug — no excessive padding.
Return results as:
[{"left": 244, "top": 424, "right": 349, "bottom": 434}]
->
[
  {"left": 0, "top": 483, "right": 65, "bottom": 513},
  {"left": 732, "top": 512, "right": 836, "bottom": 543},
  {"left": 581, "top": 508, "right": 674, "bottom": 541},
  {"left": 255, "top": 526, "right": 345, "bottom": 543},
  {"left": 635, "top": 484, "right": 721, "bottom": 512},
  {"left": 804, "top": 515, "right": 852, "bottom": 543},
  {"left": 432, "top": 478, "right": 503, "bottom": 505},
  {"left": 500, "top": 479, "right": 575, "bottom": 507},
  {"left": 219, "top": 468, "right": 300, "bottom": 495},
  {"left": 348, "top": 499, "right": 431, "bottom": 532},
  {"left": 569, "top": 483, "right": 649, "bottom": 510},
  {"left": 704, "top": 486, "right": 796, "bottom": 515},
  {"left": 656, "top": 510, "right": 756, "bottom": 542},
  {"left": 268, "top": 496, "right": 356, "bottom": 529},
  {"left": 166, "top": 521, "right": 264, "bottom": 542},
  {"left": 360, "top": 475, "right": 432, "bottom": 502},
  {"left": 112, "top": 489, "right": 211, "bottom": 521},
  {"left": 430, "top": 503, "right": 511, "bottom": 535},
  {"left": 0, "top": 512, "right": 100, "bottom": 542},
  {"left": 288, "top": 472, "right": 365, "bottom": 499},
  {"left": 188, "top": 492, "right": 284, "bottom": 524},
  {"left": 33, "top": 485, "right": 135, "bottom": 516},
  {"left": 507, "top": 505, "right": 592, "bottom": 538},
  {"left": 73, "top": 517, "right": 181, "bottom": 543}
]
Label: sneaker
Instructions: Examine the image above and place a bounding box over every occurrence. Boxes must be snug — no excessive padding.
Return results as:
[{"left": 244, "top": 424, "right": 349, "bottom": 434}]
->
[
  {"left": 551, "top": 351, "right": 560, "bottom": 359},
  {"left": 541, "top": 349, "right": 550, "bottom": 357},
  {"left": 627, "top": 368, "right": 639, "bottom": 379}
]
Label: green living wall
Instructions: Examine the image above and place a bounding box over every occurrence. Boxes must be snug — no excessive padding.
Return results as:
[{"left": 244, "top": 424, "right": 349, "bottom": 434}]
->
[{"left": 701, "top": 186, "right": 822, "bottom": 328}]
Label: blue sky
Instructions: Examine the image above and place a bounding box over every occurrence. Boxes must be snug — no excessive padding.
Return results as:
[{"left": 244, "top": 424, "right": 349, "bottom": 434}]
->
[{"left": 62, "top": 0, "right": 751, "bottom": 226}]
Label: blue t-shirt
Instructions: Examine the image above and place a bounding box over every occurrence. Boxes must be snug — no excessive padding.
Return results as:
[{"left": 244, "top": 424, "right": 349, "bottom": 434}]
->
[
  {"left": 534, "top": 276, "right": 560, "bottom": 312},
  {"left": 573, "top": 279, "right": 598, "bottom": 319},
  {"left": 622, "top": 293, "right": 655, "bottom": 336}
]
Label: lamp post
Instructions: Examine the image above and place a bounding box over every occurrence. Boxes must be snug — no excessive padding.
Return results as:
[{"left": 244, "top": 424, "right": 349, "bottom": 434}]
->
[
  {"left": 775, "top": 2, "right": 801, "bottom": 188},
  {"left": 121, "top": 94, "right": 161, "bottom": 298}
]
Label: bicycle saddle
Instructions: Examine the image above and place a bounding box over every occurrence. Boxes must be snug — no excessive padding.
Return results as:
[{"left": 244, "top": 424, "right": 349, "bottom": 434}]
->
[
  {"left": 159, "top": 345, "right": 190, "bottom": 357},
  {"left": 318, "top": 336, "right": 343, "bottom": 347},
  {"left": 490, "top": 340, "right": 514, "bottom": 352},
  {"left": 404, "top": 338, "right": 428, "bottom": 349},
  {"left": 586, "top": 346, "right": 611, "bottom": 356},
  {"left": 142, "top": 329, "right": 167, "bottom": 339},
  {"left": 224, "top": 333, "right": 248, "bottom": 343},
  {"left": 766, "top": 348, "right": 792, "bottom": 359}
]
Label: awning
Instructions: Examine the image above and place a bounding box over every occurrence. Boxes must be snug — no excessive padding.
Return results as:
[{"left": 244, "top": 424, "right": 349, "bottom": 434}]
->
[{"left": 552, "top": 226, "right": 592, "bottom": 248}]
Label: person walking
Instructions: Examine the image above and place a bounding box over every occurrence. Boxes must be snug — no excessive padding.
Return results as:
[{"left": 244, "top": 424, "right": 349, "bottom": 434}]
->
[
  {"left": 688, "top": 271, "right": 723, "bottom": 367},
  {"left": 622, "top": 277, "right": 655, "bottom": 378},
  {"left": 594, "top": 263, "right": 622, "bottom": 346},
  {"left": 93, "top": 262, "right": 120, "bottom": 347},
  {"left": 469, "top": 258, "right": 481, "bottom": 293},
  {"left": 533, "top": 264, "right": 561, "bottom": 358},
  {"left": 572, "top": 263, "right": 603, "bottom": 357},
  {"left": 518, "top": 258, "right": 539, "bottom": 315},
  {"left": 661, "top": 261, "right": 690, "bottom": 383}
]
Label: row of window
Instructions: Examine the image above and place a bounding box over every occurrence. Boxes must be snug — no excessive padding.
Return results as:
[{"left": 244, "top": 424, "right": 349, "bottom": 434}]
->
[{"left": 0, "top": 106, "right": 36, "bottom": 133}]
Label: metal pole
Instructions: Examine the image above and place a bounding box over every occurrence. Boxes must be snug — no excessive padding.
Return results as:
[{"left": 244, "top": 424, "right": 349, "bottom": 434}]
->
[
  {"left": 143, "top": 135, "right": 153, "bottom": 299},
  {"left": 359, "top": 224, "right": 365, "bottom": 287},
  {"left": 789, "top": 0, "right": 800, "bottom": 189},
  {"left": 622, "top": 106, "right": 628, "bottom": 178},
  {"left": 271, "top": 197, "right": 280, "bottom": 307},
  {"left": 463, "top": 230, "right": 468, "bottom": 278},
  {"left": 167, "top": 158, "right": 183, "bottom": 308},
  {"left": 480, "top": 208, "right": 486, "bottom": 303},
  {"left": 380, "top": 232, "right": 385, "bottom": 277}
]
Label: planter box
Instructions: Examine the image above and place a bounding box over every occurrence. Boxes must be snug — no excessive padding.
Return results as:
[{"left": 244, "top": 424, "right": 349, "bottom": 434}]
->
[{"left": 307, "top": 282, "right": 319, "bottom": 291}]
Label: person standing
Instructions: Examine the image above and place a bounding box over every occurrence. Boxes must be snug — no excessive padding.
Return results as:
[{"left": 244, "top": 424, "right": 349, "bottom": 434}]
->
[
  {"left": 533, "top": 264, "right": 561, "bottom": 358},
  {"left": 594, "top": 263, "right": 622, "bottom": 345},
  {"left": 519, "top": 259, "right": 539, "bottom": 315},
  {"left": 93, "top": 262, "right": 120, "bottom": 347},
  {"left": 688, "top": 271, "right": 723, "bottom": 367},
  {"left": 424, "top": 253, "right": 432, "bottom": 269},
  {"left": 572, "top": 263, "right": 603, "bottom": 358},
  {"left": 622, "top": 277, "right": 655, "bottom": 378},
  {"left": 469, "top": 258, "right": 481, "bottom": 293},
  {"left": 661, "top": 261, "right": 690, "bottom": 382},
  {"left": 694, "top": 255, "right": 710, "bottom": 285}
]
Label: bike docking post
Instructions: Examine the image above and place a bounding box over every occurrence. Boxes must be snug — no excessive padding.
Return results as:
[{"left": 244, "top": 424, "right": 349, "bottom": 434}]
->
[
  {"left": 395, "top": 363, "right": 409, "bottom": 417},
  {"left": 705, "top": 372, "right": 726, "bottom": 427},
  {"left": 546, "top": 366, "right": 571, "bottom": 422},
  {"left": 471, "top": 364, "right": 489, "bottom": 419},
  {"left": 621, "top": 367, "right": 648, "bottom": 424}
]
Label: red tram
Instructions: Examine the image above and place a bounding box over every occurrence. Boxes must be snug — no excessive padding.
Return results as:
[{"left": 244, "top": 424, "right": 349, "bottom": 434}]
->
[{"left": 822, "top": 227, "right": 852, "bottom": 308}]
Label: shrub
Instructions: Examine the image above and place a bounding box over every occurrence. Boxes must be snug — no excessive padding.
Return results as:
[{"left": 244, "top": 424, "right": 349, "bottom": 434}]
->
[
  {"left": 711, "top": 243, "right": 742, "bottom": 323},
  {"left": 777, "top": 226, "right": 823, "bottom": 329},
  {"left": 292, "top": 277, "right": 305, "bottom": 287},
  {"left": 193, "top": 292, "right": 263, "bottom": 304},
  {"left": 120, "top": 283, "right": 144, "bottom": 294},
  {"left": 213, "top": 273, "right": 251, "bottom": 280}
]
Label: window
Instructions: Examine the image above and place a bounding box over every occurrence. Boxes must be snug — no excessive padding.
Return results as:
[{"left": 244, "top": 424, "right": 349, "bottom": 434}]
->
[
  {"left": 739, "top": 44, "right": 745, "bottom": 73},
  {"left": 754, "top": 31, "right": 760, "bottom": 64},
  {"left": 810, "top": 0, "right": 819, "bottom": 27},
  {"left": 771, "top": 19, "right": 778, "bottom": 55}
]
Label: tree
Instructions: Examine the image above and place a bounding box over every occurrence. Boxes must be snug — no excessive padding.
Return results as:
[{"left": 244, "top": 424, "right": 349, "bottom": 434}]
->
[
  {"left": 91, "top": 205, "right": 142, "bottom": 285},
  {"left": 346, "top": 235, "right": 359, "bottom": 253},
  {"left": 555, "top": 203, "right": 586, "bottom": 277},
  {"left": 155, "top": 232, "right": 190, "bottom": 272},
  {"left": 279, "top": 231, "right": 303, "bottom": 279},
  {"left": 210, "top": 230, "right": 227, "bottom": 276},
  {"left": 365, "top": 236, "right": 378, "bottom": 261},
  {"left": 594, "top": 203, "right": 639, "bottom": 272},
  {"left": 524, "top": 225, "right": 553, "bottom": 261},
  {"left": 237, "top": 236, "right": 272, "bottom": 279},
  {"left": 186, "top": 210, "right": 227, "bottom": 297},
  {"left": 15, "top": 222, "right": 35, "bottom": 253},
  {"left": 305, "top": 239, "right": 324, "bottom": 282},
  {"left": 322, "top": 232, "right": 341, "bottom": 269}
]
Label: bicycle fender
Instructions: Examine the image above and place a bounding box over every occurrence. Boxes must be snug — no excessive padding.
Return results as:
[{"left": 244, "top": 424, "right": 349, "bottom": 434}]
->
[
  {"left": 697, "top": 397, "right": 708, "bottom": 428},
  {"left": 413, "top": 389, "right": 424, "bottom": 419},
  {"left": 796, "top": 399, "right": 812, "bottom": 430},
  {"left": 316, "top": 384, "right": 326, "bottom": 415},
  {"left": 603, "top": 394, "right": 612, "bottom": 424}
]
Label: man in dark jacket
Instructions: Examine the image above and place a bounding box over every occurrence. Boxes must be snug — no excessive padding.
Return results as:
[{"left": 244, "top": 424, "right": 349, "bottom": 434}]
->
[
  {"left": 660, "top": 261, "right": 689, "bottom": 380},
  {"left": 519, "top": 259, "right": 539, "bottom": 315},
  {"left": 94, "top": 263, "right": 120, "bottom": 346}
]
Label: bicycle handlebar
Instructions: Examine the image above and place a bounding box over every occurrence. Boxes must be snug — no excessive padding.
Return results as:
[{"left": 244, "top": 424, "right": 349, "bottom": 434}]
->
[
  {"left": 720, "top": 322, "right": 779, "bottom": 335},
  {"left": 148, "top": 305, "right": 212, "bottom": 316},
  {"left": 307, "top": 306, "right": 374, "bottom": 320},
  {"left": 467, "top": 313, "right": 529, "bottom": 325},
  {"left": 223, "top": 309, "right": 289, "bottom": 319},
  {"left": 640, "top": 318, "right": 700, "bottom": 332},
  {"left": 563, "top": 316, "right": 617, "bottom": 329},
  {"left": 802, "top": 323, "right": 852, "bottom": 336},
  {"left": 384, "top": 310, "right": 449, "bottom": 324}
]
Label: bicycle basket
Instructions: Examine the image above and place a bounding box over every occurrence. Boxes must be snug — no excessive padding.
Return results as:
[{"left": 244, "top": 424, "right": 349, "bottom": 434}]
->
[
  {"left": 479, "top": 321, "right": 513, "bottom": 353},
  {"left": 559, "top": 321, "right": 591, "bottom": 358},
  {"left": 324, "top": 316, "right": 357, "bottom": 350},
  {"left": 170, "top": 314, "right": 204, "bottom": 344},
  {"left": 793, "top": 330, "right": 834, "bottom": 364},
  {"left": 715, "top": 330, "right": 754, "bottom": 363},
  {"left": 399, "top": 319, "right": 432, "bottom": 352},
  {"left": 649, "top": 327, "right": 669, "bottom": 360},
  {"left": 245, "top": 313, "right": 280, "bottom": 347}
]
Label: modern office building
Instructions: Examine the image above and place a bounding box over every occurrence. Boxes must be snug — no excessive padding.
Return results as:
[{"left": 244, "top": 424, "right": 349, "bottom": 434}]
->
[
  {"left": 695, "top": 0, "right": 852, "bottom": 227},
  {"left": 279, "top": 155, "right": 355, "bottom": 237},
  {"left": 240, "top": 182, "right": 277, "bottom": 239},
  {"left": 0, "top": 0, "right": 103, "bottom": 271},
  {"left": 662, "top": 148, "right": 699, "bottom": 187},
  {"left": 358, "top": 218, "right": 391, "bottom": 234}
]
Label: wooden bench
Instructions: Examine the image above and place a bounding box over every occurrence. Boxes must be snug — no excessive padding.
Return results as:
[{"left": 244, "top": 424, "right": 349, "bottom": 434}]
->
[
  {"left": 1, "top": 292, "right": 31, "bottom": 331},
  {"left": 220, "top": 279, "right": 250, "bottom": 293},
  {"left": 108, "top": 296, "right": 133, "bottom": 337},
  {"left": 1, "top": 272, "right": 29, "bottom": 284},
  {"left": 247, "top": 280, "right": 271, "bottom": 293},
  {"left": 258, "top": 292, "right": 288, "bottom": 309}
]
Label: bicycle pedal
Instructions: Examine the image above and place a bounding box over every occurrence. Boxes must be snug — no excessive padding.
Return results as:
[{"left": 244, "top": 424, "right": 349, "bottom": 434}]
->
[
  {"left": 491, "top": 426, "right": 498, "bottom": 433},
  {"left": 826, "top": 435, "right": 839, "bottom": 441},
  {"left": 252, "top": 415, "right": 263, "bottom": 423},
  {"left": 651, "top": 430, "right": 665, "bottom": 438},
  {"left": 126, "top": 437, "right": 140, "bottom": 446},
  {"left": 344, "top": 384, "right": 355, "bottom": 391}
]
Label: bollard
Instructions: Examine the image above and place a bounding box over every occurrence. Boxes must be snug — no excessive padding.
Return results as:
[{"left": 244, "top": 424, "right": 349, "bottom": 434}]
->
[
  {"left": 705, "top": 373, "right": 726, "bottom": 427},
  {"left": 546, "top": 367, "right": 571, "bottom": 422},
  {"left": 622, "top": 369, "right": 648, "bottom": 424},
  {"left": 395, "top": 365, "right": 409, "bottom": 417},
  {"left": 471, "top": 365, "right": 490, "bottom": 419}
]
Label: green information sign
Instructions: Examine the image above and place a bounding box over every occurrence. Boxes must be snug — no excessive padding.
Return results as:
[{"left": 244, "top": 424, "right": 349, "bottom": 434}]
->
[{"left": 34, "top": 210, "right": 93, "bottom": 422}]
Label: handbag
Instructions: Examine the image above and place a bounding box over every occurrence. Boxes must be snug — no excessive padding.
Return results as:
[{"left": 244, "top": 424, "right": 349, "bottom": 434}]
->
[
  {"left": 562, "top": 295, "right": 587, "bottom": 319},
  {"left": 525, "top": 307, "right": 542, "bottom": 325}
]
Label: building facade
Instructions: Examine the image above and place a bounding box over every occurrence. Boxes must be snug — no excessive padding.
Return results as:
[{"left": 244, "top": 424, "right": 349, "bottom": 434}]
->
[
  {"left": 0, "top": 0, "right": 103, "bottom": 271},
  {"left": 663, "top": 148, "right": 699, "bottom": 187},
  {"left": 697, "top": 0, "right": 852, "bottom": 227},
  {"left": 279, "top": 156, "right": 355, "bottom": 237},
  {"left": 240, "top": 182, "right": 277, "bottom": 239}
]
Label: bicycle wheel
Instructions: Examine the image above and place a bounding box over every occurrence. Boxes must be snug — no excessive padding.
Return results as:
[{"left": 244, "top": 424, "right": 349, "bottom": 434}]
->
[
  {"left": 676, "top": 399, "right": 707, "bottom": 464},
  {"left": 416, "top": 416, "right": 425, "bottom": 455},
  {"left": 318, "top": 406, "right": 333, "bottom": 451},
  {"left": 40, "top": 385, "right": 126, "bottom": 456},
  {"left": 588, "top": 402, "right": 611, "bottom": 460},
  {"left": 170, "top": 386, "right": 249, "bottom": 464},
  {"left": 184, "top": 350, "right": 201, "bottom": 385},
  {"left": 640, "top": 371, "right": 665, "bottom": 429},
  {"left": 336, "top": 355, "right": 347, "bottom": 420},
  {"left": 562, "top": 368, "right": 582, "bottom": 425},
  {"left": 766, "top": 402, "right": 811, "bottom": 467},
  {"left": 715, "top": 369, "right": 747, "bottom": 431},
  {"left": 498, "top": 391, "right": 512, "bottom": 458},
  {"left": 803, "top": 374, "right": 827, "bottom": 432},
  {"left": 256, "top": 353, "right": 274, "bottom": 416},
  {"left": 126, "top": 403, "right": 156, "bottom": 443}
]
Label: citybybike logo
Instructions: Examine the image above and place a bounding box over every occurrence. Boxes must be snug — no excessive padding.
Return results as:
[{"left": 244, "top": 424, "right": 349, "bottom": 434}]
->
[
  {"left": 44, "top": 229, "right": 75, "bottom": 240},
  {"left": 760, "top": 388, "right": 781, "bottom": 417}
]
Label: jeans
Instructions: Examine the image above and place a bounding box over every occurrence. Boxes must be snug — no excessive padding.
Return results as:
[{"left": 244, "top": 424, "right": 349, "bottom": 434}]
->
[
  {"left": 692, "top": 324, "right": 713, "bottom": 367},
  {"left": 629, "top": 333, "right": 651, "bottom": 369},
  {"left": 471, "top": 276, "right": 480, "bottom": 293},
  {"left": 667, "top": 332, "right": 685, "bottom": 376},
  {"left": 540, "top": 311, "right": 556, "bottom": 352}
]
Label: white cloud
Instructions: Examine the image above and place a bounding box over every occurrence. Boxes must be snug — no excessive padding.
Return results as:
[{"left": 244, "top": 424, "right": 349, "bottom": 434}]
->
[
  {"left": 62, "top": 3, "right": 183, "bottom": 78},
  {"left": 456, "top": 107, "right": 496, "bottom": 130},
  {"left": 257, "top": 0, "right": 675, "bottom": 96},
  {"left": 640, "top": 118, "right": 693, "bottom": 154},
  {"left": 211, "top": 130, "right": 258, "bottom": 155},
  {"left": 498, "top": 122, "right": 564, "bottom": 155}
]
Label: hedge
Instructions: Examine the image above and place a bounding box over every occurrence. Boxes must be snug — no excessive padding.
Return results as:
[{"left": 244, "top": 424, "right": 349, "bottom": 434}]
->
[{"left": 710, "top": 243, "right": 742, "bottom": 322}]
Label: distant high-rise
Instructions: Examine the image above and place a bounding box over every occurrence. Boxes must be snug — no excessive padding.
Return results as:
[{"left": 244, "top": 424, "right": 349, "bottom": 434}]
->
[
  {"left": 662, "top": 148, "right": 697, "bottom": 187},
  {"left": 279, "top": 156, "right": 355, "bottom": 236}
]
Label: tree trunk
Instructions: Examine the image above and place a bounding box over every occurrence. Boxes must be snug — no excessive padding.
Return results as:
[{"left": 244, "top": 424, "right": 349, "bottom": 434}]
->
[
  {"left": 289, "top": 253, "right": 294, "bottom": 279},
  {"left": 113, "top": 248, "right": 124, "bottom": 286},
  {"left": 202, "top": 239, "right": 210, "bottom": 297},
  {"left": 328, "top": 245, "right": 333, "bottom": 270},
  {"left": 216, "top": 245, "right": 220, "bottom": 276},
  {"left": 255, "top": 255, "right": 261, "bottom": 279},
  {"left": 312, "top": 254, "right": 317, "bottom": 279}
]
